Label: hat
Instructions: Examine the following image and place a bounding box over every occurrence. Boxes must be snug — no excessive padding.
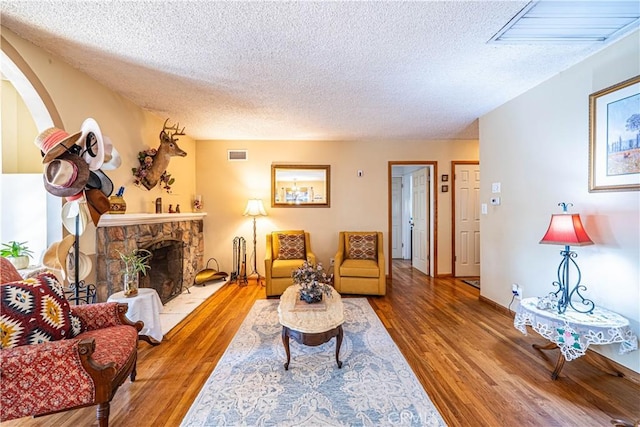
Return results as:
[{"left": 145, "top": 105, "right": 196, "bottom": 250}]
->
[
  {"left": 35, "top": 127, "right": 82, "bottom": 163},
  {"left": 65, "top": 247, "right": 92, "bottom": 282},
  {"left": 86, "top": 169, "right": 114, "bottom": 197},
  {"left": 86, "top": 188, "right": 111, "bottom": 226},
  {"left": 43, "top": 152, "right": 90, "bottom": 198},
  {"left": 42, "top": 235, "right": 75, "bottom": 280},
  {"left": 78, "top": 118, "right": 105, "bottom": 170},
  {"left": 101, "top": 136, "right": 122, "bottom": 170},
  {"left": 61, "top": 199, "right": 90, "bottom": 236}
]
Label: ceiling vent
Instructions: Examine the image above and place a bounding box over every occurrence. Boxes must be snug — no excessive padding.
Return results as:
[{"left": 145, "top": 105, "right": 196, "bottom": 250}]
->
[
  {"left": 228, "top": 150, "right": 248, "bottom": 161},
  {"left": 490, "top": 0, "right": 640, "bottom": 43}
]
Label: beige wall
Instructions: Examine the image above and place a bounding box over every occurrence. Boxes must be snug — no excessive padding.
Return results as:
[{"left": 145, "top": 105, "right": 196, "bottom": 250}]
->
[
  {"left": 2, "top": 27, "right": 197, "bottom": 255},
  {"left": 1, "top": 80, "right": 39, "bottom": 173},
  {"left": 195, "top": 139, "right": 478, "bottom": 276},
  {"left": 480, "top": 30, "right": 640, "bottom": 372}
]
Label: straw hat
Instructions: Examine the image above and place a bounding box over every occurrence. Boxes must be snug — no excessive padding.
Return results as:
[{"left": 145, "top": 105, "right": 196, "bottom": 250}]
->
[
  {"left": 34, "top": 127, "right": 82, "bottom": 164},
  {"left": 42, "top": 152, "right": 90, "bottom": 198},
  {"left": 77, "top": 118, "right": 105, "bottom": 171},
  {"left": 65, "top": 247, "right": 92, "bottom": 282},
  {"left": 42, "top": 235, "right": 75, "bottom": 279},
  {"left": 101, "top": 136, "right": 122, "bottom": 170},
  {"left": 61, "top": 199, "right": 90, "bottom": 236}
]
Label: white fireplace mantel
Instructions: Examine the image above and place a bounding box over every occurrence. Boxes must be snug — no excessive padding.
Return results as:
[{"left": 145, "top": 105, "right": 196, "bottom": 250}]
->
[{"left": 97, "top": 212, "right": 207, "bottom": 227}]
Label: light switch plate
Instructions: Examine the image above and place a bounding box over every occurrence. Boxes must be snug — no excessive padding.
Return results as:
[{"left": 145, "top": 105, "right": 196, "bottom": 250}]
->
[
  {"left": 491, "top": 182, "right": 501, "bottom": 193},
  {"left": 481, "top": 203, "right": 488, "bottom": 214}
]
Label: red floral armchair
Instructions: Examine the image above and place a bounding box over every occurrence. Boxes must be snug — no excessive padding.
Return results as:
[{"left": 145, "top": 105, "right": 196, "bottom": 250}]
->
[{"left": 0, "top": 258, "right": 142, "bottom": 427}]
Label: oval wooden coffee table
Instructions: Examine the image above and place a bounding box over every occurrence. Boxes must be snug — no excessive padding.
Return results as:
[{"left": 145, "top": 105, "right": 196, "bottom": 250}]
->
[{"left": 278, "top": 285, "right": 345, "bottom": 370}]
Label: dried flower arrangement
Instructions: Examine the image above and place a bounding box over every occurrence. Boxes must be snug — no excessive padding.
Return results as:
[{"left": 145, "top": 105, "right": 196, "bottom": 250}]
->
[{"left": 292, "top": 261, "right": 333, "bottom": 303}]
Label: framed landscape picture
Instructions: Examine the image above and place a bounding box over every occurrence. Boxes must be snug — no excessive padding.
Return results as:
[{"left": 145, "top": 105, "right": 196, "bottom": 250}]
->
[{"left": 589, "top": 75, "right": 640, "bottom": 192}]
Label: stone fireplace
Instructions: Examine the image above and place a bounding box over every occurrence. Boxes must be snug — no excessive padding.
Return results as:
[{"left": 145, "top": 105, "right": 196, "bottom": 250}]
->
[{"left": 95, "top": 213, "right": 206, "bottom": 303}]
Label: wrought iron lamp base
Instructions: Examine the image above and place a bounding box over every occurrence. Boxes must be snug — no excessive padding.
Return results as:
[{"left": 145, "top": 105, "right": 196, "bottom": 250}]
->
[{"left": 552, "top": 246, "right": 594, "bottom": 314}]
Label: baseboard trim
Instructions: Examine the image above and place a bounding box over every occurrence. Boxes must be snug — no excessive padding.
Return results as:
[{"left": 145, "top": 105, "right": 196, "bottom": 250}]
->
[
  {"left": 479, "top": 295, "right": 512, "bottom": 316},
  {"left": 582, "top": 349, "right": 640, "bottom": 386},
  {"left": 479, "top": 294, "right": 640, "bottom": 385}
]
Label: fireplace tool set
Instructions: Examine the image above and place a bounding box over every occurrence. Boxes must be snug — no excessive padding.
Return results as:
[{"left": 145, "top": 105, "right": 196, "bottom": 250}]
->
[{"left": 231, "top": 236, "right": 248, "bottom": 286}]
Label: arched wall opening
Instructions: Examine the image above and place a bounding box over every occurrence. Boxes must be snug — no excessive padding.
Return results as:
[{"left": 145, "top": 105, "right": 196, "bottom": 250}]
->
[{"left": 1, "top": 34, "right": 62, "bottom": 262}]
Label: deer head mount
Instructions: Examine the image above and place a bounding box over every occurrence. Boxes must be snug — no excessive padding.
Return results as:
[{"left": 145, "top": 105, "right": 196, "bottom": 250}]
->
[{"left": 140, "top": 119, "right": 188, "bottom": 190}]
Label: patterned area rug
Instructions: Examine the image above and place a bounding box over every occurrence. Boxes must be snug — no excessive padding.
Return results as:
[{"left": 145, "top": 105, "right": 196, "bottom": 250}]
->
[{"left": 181, "top": 299, "right": 446, "bottom": 426}]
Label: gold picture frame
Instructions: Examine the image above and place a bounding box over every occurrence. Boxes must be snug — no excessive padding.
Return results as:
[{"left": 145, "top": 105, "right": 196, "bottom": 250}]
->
[
  {"left": 271, "top": 164, "right": 331, "bottom": 207},
  {"left": 589, "top": 75, "right": 640, "bottom": 192}
]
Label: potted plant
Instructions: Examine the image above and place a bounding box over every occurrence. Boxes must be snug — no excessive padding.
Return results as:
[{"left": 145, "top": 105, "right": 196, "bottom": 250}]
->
[
  {"left": 117, "top": 248, "right": 152, "bottom": 297},
  {"left": 1, "top": 241, "right": 33, "bottom": 270},
  {"left": 292, "top": 260, "right": 333, "bottom": 303}
]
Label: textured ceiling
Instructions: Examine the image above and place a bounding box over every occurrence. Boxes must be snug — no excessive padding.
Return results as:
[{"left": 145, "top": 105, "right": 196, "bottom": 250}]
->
[{"left": 0, "top": 1, "right": 634, "bottom": 141}]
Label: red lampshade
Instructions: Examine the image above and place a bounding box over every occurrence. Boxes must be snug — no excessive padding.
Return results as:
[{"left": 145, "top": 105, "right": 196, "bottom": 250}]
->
[{"left": 540, "top": 213, "right": 593, "bottom": 246}]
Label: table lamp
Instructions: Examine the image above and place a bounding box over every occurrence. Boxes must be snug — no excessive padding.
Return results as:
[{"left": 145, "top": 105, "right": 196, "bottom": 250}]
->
[
  {"left": 539, "top": 202, "right": 595, "bottom": 314},
  {"left": 243, "top": 198, "right": 267, "bottom": 284}
]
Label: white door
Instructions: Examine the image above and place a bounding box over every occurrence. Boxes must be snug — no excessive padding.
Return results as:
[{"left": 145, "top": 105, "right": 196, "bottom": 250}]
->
[
  {"left": 454, "top": 164, "right": 480, "bottom": 277},
  {"left": 411, "top": 168, "right": 429, "bottom": 275},
  {"left": 391, "top": 177, "right": 403, "bottom": 259}
]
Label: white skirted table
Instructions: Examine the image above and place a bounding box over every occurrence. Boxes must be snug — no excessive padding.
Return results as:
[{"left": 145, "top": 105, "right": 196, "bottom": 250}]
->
[
  {"left": 108, "top": 288, "right": 164, "bottom": 345},
  {"left": 514, "top": 296, "right": 637, "bottom": 379},
  {"left": 278, "top": 285, "right": 345, "bottom": 370}
]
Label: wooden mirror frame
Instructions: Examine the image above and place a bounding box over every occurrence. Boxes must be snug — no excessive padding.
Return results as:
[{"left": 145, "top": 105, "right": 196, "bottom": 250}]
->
[{"left": 271, "top": 164, "right": 331, "bottom": 207}]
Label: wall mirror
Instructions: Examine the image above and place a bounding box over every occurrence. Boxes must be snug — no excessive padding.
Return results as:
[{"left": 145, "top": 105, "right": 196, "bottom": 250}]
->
[{"left": 271, "top": 164, "right": 331, "bottom": 207}]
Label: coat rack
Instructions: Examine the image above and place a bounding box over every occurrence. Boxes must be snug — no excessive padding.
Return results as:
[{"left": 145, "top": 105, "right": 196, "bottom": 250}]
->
[
  {"left": 65, "top": 194, "right": 97, "bottom": 305},
  {"left": 63, "top": 143, "right": 98, "bottom": 305}
]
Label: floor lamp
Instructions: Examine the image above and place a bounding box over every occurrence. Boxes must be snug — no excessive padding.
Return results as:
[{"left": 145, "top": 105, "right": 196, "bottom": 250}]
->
[{"left": 243, "top": 198, "right": 267, "bottom": 285}]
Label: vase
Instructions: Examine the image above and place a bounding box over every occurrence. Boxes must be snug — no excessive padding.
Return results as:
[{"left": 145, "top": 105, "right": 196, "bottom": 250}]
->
[
  {"left": 7, "top": 256, "right": 29, "bottom": 270},
  {"left": 299, "top": 288, "right": 323, "bottom": 304},
  {"left": 108, "top": 195, "right": 126, "bottom": 214},
  {"left": 124, "top": 272, "right": 139, "bottom": 297}
]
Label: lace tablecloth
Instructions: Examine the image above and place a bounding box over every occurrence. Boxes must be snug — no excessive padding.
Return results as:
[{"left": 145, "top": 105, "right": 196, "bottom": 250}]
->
[
  {"left": 278, "top": 285, "right": 344, "bottom": 333},
  {"left": 514, "top": 297, "right": 638, "bottom": 361}
]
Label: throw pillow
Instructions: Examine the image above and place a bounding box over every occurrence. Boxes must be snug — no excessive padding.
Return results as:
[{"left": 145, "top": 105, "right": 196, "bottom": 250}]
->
[
  {"left": 277, "top": 233, "right": 305, "bottom": 260},
  {"left": 1, "top": 256, "right": 22, "bottom": 284},
  {"left": 348, "top": 234, "right": 377, "bottom": 260},
  {"left": 0, "top": 273, "right": 83, "bottom": 349}
]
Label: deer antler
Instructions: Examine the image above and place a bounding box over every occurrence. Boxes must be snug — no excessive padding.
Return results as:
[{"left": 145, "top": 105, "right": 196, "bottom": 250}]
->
[{"left": 161, "top": 118, "right": 186, "bottom": 141}]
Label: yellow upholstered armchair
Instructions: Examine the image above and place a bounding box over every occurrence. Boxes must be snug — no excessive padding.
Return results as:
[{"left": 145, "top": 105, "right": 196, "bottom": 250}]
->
[
  {"left": 265, "top": 230, "right": 316, "bottom": 297},
  {"left": 334, "top": 231, "right": 386, "bottom": 295}
]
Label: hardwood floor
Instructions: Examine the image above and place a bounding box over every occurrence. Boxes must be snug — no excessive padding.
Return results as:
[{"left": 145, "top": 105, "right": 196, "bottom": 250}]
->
[{"left": 6, "top": 260, "right": 639, "bottom": 426}]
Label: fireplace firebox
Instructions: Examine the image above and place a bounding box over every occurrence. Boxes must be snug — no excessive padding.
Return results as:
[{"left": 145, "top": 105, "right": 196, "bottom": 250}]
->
[{"left": 140, "top": 239, "right": 184, "bottom": 304}]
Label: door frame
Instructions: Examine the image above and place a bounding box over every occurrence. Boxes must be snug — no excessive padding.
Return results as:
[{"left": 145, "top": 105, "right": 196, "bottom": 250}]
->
[
  {"left": 391, "top": 176, "right": 403, "bottom": 259},
  {"left": 451, "top": 160, "right": 480, "bottom": 277},
  {"left": 387, "top": 161, "right": 438, "bottom": 280}
]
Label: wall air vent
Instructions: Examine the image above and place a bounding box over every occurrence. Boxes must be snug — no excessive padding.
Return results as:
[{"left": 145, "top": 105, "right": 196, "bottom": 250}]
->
[{"left": 228, "top": 150, "right": 248, "bottom": 161}]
